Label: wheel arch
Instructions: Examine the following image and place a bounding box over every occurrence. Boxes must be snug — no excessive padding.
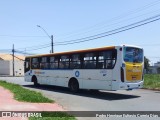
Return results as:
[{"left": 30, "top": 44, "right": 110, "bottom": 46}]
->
[
  {"left": 68, "top": 77, "right": 79, "bottom": 87},
  {"left": 68, "top": 77, "right": 80, "bottom": 92}
]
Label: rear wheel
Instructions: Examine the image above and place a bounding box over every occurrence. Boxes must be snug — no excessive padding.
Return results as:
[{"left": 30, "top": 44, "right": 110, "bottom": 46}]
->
[{"left": 69, "top": 78, "right": 79, "bottom": 92}]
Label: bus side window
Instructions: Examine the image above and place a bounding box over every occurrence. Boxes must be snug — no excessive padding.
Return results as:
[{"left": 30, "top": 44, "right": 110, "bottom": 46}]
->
[
  {"left": 25, "top": 58, "right": 30, "bottom": 72},
  {"left": 105, "top": 51, "right": 112, "bottom": 69},
  {"left": 83, "top": 53, "right": 96, "bottom": 69},
  {"left": 50, "top": 56, "right": 59, "bottom": 69},
  {"left": 106, "top": 60, "right": 112, "bottom": 68},
  {"left": 98, "top": 50, "right": 117, "bottom": 69},
  {"left": 59, "top": 55, "right": 70, "bottom": 69},
  {"left": 97, "top": 53, "right": 105, "bottom": 69},
  {"left": 70, "top": 54, "right": 81, "bottom": 69},
  {"left": 40, "top": 57, "right": 49, "bottom": 69},
  {"left": 25, "top": 61, "right": 29, "bottom": 68},
  {"left": 31, "top": 58, "right": 39, "bottom": 69}
]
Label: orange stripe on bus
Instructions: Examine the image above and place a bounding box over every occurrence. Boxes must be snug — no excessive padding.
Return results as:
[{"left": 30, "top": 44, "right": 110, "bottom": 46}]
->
[{"left": 26, "top": 46, "right": 115, "bottom": 58}]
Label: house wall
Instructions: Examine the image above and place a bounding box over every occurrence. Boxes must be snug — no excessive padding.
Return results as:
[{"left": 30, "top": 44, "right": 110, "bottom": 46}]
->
[
  {"left": 9, "top": 61, "right": 24, "bottom": 76},
  {"left": 0, "top": 60, "right": 24, "bottom": 76},
  {"left": 0, "top": 61, "right": 10, "bottom": 75}
]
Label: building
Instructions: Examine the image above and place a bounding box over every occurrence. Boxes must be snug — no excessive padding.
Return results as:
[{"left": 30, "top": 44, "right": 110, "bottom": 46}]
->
[
  {"left": 148, "top": 61, "right": 160, "bottom": 74},
  {"left": 0, "top": 54, "right": 25, "bottom": 76},
  {"left": 154, "top": 61, "right": 160, "bottom": 67}
]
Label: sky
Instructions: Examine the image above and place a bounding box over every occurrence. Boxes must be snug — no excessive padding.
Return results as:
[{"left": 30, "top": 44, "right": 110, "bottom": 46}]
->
[{"left": 0, "top": 0, "right": 160, "bottom": 64}]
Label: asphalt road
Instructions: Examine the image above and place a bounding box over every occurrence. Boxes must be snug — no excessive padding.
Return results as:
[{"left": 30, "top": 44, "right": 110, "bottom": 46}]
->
[{"left": 0, "top": 77, "right": 160, "bottom": 120}]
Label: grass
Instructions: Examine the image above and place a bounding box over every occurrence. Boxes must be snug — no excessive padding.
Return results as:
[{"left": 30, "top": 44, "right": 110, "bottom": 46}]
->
[
  {"left": 0, "top": 81, "right": 76, "bottom": 120},
  {"left": 144, "top": 74, "right": 160, "bottom": 90},
  {"left": 0, "top": 80, "right": 53, "bottom": 103},
  {"left": 0, "top": 80, "right": 76, "bottom": 120}
]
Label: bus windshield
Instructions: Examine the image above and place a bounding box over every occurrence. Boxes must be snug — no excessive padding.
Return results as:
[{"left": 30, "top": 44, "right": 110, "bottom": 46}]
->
[{"left": 123, "top": 47, "right": 143, "bottom": 63}]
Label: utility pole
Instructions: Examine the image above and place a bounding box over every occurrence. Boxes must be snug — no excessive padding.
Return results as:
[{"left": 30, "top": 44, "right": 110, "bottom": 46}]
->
[
  {"left": 12, "top": 44, "right": 15, "bottom": 77},
  {"left": 51, "top": 35, "right": 54, "bottom": 53},
  {"left": 37, "top": 25, "right": 54, "bottom": 53}
]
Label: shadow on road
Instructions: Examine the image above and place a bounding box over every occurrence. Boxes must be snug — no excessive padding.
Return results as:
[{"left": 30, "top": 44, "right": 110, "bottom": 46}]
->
[{"left": 23, "top": 85, "right": 140, "bottom": 101}]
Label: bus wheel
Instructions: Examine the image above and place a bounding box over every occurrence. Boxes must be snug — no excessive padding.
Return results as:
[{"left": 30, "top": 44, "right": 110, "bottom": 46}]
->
[
  {"left": 32, "top": 76, "right": 39, "bottom": 87},
  {"left": 69, "top": 78, "right": 79, "bottom": 92}
]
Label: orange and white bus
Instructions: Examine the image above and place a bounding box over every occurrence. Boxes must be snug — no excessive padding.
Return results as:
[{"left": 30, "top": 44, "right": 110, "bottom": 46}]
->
[{"left": 24, "top": 45, "right": 144, "bottom": 92}]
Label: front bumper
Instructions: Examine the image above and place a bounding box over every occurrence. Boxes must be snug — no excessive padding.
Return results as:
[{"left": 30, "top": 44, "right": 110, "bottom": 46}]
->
[{"left": 112, "top": 80, "right": 144, "bottom": 90}]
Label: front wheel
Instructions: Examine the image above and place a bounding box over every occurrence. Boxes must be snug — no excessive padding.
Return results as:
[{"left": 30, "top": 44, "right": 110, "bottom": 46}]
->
[
  {"left": 32, "top": 76, "right": 40, "bottom": 87},
  {"left": 33, "top": 80, "right": 40, "bottom": 87},
  {"left": 69, "top": 79, "right": 79, "bottom": 92}
]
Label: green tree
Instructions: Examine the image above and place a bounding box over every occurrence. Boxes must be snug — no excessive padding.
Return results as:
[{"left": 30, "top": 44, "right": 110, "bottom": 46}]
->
[{"left": 144, "top": 56, "right": 150, "bottom": 73}]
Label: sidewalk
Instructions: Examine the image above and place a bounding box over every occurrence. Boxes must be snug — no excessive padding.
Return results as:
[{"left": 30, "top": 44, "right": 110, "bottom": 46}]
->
[{"left": 0, "top": 86, "right": 64, "bottom": 120}]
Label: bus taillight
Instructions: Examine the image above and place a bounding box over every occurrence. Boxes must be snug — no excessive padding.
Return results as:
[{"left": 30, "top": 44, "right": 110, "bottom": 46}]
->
[{"left": 121, "top": 67, "right": 124, "bottom": 82}]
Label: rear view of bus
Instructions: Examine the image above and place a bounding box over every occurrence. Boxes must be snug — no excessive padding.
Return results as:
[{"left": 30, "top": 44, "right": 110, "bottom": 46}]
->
[{"left": 113, "top": 45, "right": 144, "bottom": 90}]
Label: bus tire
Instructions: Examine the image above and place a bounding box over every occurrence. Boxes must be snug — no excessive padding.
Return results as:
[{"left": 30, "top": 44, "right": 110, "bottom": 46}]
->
[
  {"left": 32, "top": 76, "right": 39, "bottom": 87},
  {"left": 69, "top": 78, "right": 79, "bottom": 92}
]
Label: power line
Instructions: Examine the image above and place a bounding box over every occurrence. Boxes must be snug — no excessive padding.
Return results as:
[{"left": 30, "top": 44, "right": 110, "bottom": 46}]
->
[
  {"left": 55, "top": 0, "right": 160, "bottom": 40},
  {"left": 9, "top": 54, "right": 25, "bottom": 61},
  {"left": 16, "top": 42, "right": 160, "bottom": 52},
  {"left": 22, "top": 45, "right": 51, "bottom": 51},
  {"left": 0, "top": 49, "right": 12, "bottom": 52},
  {"left": 78, "top": 8, "right": 160, "bottom": 37},
  {"left": 1, "top": 1, "right": 160, "bottom": 53},
  {"left": 13, "top": 13, "right": 160, "bottom": 52},
  {"left": 7, "top": 13, "right": 160, "bottom": 53},
  {"left": 14, "top": 50, "right": 37, "bottom": 55},
  {"left": 53, "top": 14, "right": 160, "bottom": 46},
  {"left": 1, "top": 0, "right": 158, "bottom": 41},
  {"left": 17, "top": 43, "right": 50, "bottom": 50}
]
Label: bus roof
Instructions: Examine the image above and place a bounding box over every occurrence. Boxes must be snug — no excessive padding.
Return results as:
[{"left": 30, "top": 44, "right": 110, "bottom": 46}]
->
[
  {"left": 25, "top": 45, "right": 143, "bottom": 58},
  {"left": 26, "top": 46, "right": 116, "bottom": 58},
  {"left": 121, "top": 44, "right": 143, "bottom": 49}
]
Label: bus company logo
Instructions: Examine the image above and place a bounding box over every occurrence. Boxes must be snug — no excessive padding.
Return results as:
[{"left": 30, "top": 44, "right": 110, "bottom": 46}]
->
[
  {"left": 128, "top": 69, "right": 141, "bottom": 73},
  {"left": 1, "top": 112, "right": 42, "bottom": 118},
  {"left": 100, "top": 70, "right": 107, "bottom": 76},
  {"left": 2, "top": 112, "right": 12, "bottom": 117},
  {"left": 34, "top": 71, "right": 45, "bottom": 74},
  {"left": 75, "top": 71, "right": 80, "bottom": 77}
]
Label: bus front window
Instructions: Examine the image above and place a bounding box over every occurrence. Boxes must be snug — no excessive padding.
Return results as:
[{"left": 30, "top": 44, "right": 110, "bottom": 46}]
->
[{"left": 123, "top": 47, "right": 143, "bottom": 63}]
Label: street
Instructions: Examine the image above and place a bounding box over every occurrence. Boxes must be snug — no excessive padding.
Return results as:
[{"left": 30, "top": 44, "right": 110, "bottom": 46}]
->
[{"left": 0, "top": 77, "right": 160, "bottom": 120}]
